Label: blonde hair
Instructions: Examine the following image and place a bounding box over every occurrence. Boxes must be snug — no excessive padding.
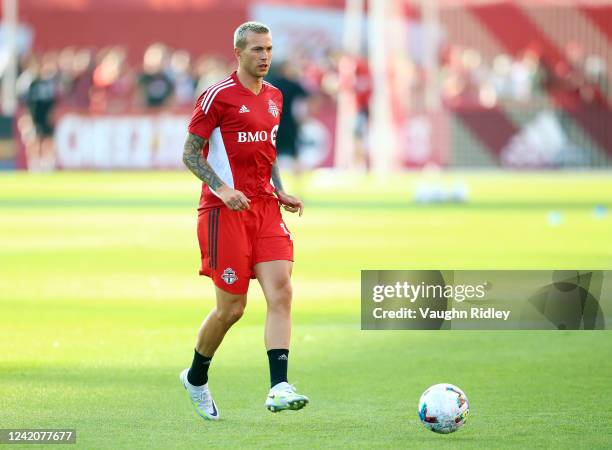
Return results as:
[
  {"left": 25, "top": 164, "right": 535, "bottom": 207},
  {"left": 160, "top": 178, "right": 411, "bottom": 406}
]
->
[{"left": 234, "top": 21, "right": 270, "bottom": 49}]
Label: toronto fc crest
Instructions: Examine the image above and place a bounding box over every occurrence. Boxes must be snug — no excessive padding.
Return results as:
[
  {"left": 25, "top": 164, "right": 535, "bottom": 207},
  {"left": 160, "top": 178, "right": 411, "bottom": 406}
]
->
[
  {"left": 268, "top": 99, "right": 279, "bottom": 118},
  {"left": 222, "top": 268, "right": 237, "bottom": 285}
]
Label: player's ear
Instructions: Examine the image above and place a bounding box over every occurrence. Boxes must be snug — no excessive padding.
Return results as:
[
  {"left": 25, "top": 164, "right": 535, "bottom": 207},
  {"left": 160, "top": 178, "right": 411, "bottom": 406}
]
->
[{"left": 233, "top": 46, "right": 241, "bottom": 61}]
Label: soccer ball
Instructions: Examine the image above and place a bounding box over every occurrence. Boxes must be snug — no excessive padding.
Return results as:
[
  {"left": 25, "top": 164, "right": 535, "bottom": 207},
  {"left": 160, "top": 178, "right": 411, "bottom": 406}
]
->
[{"left": 418, "top": 383, "right": 469, "bottom": 434}]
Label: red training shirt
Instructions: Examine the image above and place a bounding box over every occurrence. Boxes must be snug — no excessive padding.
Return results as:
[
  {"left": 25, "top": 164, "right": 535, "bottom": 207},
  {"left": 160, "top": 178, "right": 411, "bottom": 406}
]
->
[{"left": 188, "top": 71, "right": 284, "bottom": 212}]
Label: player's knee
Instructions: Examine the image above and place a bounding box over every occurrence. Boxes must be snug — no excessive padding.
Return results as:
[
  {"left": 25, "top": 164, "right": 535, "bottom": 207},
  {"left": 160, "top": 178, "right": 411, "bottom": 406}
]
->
[
  {"left": 268, "top": 280, "right": 292, "bottom": 312},
  {"left": 216, "top": 303, "right": 245, "bottom": 325}
]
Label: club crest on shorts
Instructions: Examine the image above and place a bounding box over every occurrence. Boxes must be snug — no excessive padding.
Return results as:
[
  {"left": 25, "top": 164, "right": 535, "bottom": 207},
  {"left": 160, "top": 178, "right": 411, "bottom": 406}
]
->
[
  {"left": 222, "top": 268, "right": 238, "bottom": 285},
  {"left": 268, "top": 99, "right": 279, "bottom": 118}
]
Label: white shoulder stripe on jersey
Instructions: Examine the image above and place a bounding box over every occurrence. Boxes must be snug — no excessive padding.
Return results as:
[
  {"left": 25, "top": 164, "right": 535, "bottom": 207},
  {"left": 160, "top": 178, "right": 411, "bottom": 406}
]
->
[
  {"left": 201, "top": 78, "right": 232, "bottom": 109},
  {"left": 203, "top": 83, "right": 235, "bottom": 114},
  {"left": 201, "top": 80, "right": 234, "bottom": 112},
  {"left": 200, "top": 77, "right": 232, "bottom": 108}
]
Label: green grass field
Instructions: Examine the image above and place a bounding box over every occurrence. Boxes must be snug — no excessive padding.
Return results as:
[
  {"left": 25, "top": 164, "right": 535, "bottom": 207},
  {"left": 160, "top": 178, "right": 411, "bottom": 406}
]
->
[{"left": 1, "top": 171, "right": 611, "bottom": 449}]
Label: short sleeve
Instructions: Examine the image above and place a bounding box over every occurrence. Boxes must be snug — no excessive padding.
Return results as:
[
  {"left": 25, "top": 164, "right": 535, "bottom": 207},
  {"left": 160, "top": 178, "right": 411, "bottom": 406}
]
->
[{"left": 187, "top": 91, "right": 221, "bottom": 139}]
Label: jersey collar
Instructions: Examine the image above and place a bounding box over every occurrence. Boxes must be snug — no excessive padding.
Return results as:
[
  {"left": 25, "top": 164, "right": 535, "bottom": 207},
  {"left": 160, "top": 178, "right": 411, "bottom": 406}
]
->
[{"left": 232, "top": 71, "right": 266, "bottom": 96}]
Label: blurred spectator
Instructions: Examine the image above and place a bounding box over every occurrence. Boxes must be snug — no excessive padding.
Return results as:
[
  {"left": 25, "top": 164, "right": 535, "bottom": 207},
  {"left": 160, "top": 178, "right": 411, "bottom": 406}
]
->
[
  {"left": 168, "top": 49, "right": 196, "bottom": 107},
  {"left": 490, "top": 54, "right": 512, "bottom": 99},
  {"left": 584, "top": 55, "right": 608, "bottom": 100},
  {"left": 268, "top": 61, "right": 309, "bottom": 173},
  {"left": 297, "top": 95, "right": 331, "bottom": 170},
  {"left": 16, "top": 54, "right": 36, "bottom": 100},
  {"left": 56, "top": 46, "right": 75, "bottom": 96},
  {"left": 194, "top": 55, "right": 229, "bottom": 97},
  {"left": 437, "top": 45, "right": 602, "bottom": 108},
  {"left": 25, "top": 54, "right": 59, "bottom": 171},
  {"left": 91, "top": 46, "right": 133, "bottom": 112},
  {"left": 69, "top": 48, "right": 95, "bottom": 108},
  {"left": 137, "top": 43, "right": 173, "bottom": 108},
  {"left": 353, "top": 55, "right": 372, "bottom": 169}
]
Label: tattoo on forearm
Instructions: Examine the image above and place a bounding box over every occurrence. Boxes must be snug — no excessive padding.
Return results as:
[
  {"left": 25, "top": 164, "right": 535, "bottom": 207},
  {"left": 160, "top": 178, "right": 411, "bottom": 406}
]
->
[
  {"left": 271, "top": 161, "right": 284, "bottom": 193},
  {"left": 182, "top": 133, "right": 223, "bottom": 191}
]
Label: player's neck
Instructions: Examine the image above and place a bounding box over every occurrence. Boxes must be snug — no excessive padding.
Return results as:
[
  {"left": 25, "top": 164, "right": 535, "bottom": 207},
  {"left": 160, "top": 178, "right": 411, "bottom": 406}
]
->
[{"left": 236, "top": 68, "right": 263, "bottom": 95}]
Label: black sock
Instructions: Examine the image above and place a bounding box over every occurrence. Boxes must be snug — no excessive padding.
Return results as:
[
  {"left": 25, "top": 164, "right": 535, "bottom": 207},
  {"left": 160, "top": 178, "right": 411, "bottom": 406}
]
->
[
  {"left": 267, "top": 349, "right": 289, "bottom": 388},
  {"left": 187, "top": 349, "right": 212, "bottom": 386}
]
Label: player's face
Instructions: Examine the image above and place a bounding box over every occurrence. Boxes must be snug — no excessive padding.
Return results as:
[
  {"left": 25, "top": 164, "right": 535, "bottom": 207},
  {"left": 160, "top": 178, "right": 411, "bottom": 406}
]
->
[{"left": 239, "top": 32, "right": 273, "bottom": 78}]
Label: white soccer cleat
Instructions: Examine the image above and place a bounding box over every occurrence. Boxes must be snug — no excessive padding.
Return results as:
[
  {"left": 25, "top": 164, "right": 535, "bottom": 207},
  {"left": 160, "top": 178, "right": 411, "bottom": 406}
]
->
[
  {"left": 265, "top": 382, "right": 309, "bottom": 413},
  {"left": 179, "top": 368, "right": 219, "bottom": 421}
]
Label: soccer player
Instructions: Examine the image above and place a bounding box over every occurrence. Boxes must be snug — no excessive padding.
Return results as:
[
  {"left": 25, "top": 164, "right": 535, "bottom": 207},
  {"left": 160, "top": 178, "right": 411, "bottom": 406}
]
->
[
  {"left": 179, "top": 21, "right": 309, "bottom": 420},
  {"left": 268, "top": 61, "right": 308, "bottom": 174}
]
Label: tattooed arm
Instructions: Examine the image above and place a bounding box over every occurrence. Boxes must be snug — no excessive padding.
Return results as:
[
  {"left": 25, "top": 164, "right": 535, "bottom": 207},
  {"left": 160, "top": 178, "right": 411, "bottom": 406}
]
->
[
  {"left": 182, "top": 132, "right": 223, "bottom": 191},
  {"left": 271, "top": 160, "right": 284, "bottom": 194},
  {"left": 272, "top": 160, "right": 304, "bottom": 216},
  {"left": 182, "top": 132, "right": 250, "bottom": 211}
]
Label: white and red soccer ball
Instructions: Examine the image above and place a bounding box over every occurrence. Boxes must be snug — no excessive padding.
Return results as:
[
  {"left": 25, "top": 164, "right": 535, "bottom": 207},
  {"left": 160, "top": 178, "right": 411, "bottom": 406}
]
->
[{"left": 418, "top": 383, "right": 470, "bottom": 434}]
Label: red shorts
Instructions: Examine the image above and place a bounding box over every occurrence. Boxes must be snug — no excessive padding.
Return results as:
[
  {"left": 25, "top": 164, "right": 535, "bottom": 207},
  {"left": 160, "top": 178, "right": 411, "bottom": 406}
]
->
[{"left": 197, "top": 196, "right": 294, "bottom": 294}]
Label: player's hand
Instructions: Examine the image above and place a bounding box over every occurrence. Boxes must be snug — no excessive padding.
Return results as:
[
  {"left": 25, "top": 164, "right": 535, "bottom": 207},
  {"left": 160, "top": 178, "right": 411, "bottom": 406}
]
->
[
  {"left": 217, "top": 185, "right": 251, "bottom": 211},
  {"left": 276, "top": 191, "right": 304, "bottom": 216}
]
